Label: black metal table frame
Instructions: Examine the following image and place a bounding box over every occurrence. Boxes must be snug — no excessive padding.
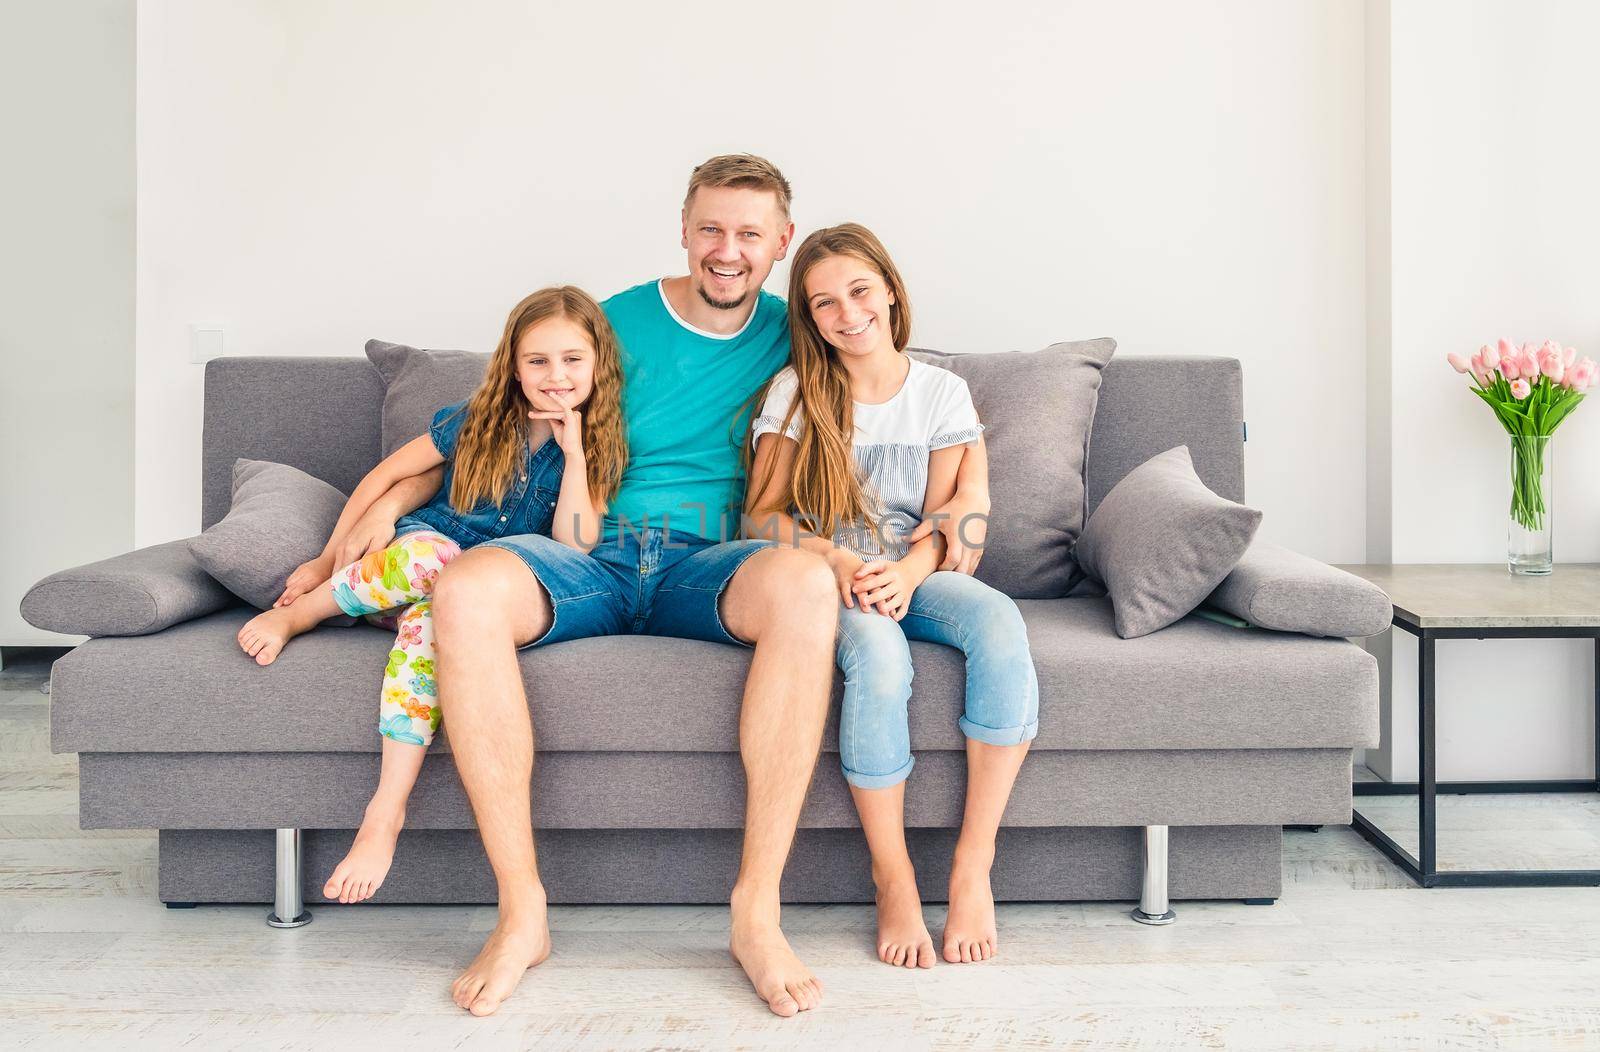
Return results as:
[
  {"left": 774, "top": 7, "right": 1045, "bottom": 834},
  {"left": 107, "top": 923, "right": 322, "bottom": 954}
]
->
[{"left": 1351, "top": 612, "right": 1600, "bottom": 888}]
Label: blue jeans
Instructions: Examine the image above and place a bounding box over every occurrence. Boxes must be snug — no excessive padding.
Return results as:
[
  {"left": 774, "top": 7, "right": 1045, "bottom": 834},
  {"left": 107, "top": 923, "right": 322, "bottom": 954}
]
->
[
  {"left": 835, "top": 570, "right": 1039, "bottom": 789},
  {"left": 479, "top": 528, "right": 773, "bottom": 648}
]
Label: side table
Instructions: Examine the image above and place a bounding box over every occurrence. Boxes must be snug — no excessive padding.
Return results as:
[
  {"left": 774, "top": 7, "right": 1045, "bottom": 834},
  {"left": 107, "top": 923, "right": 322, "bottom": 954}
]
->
[{"left": 1334, "top": 563, "right": 1600, "bottom": 888}]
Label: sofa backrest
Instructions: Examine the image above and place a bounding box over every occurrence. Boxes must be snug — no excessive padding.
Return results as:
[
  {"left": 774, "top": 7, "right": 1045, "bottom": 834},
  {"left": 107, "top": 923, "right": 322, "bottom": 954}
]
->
[
  {"left": 201, "top": 353, "right": 1245, "bottom": 530},
  {"left": 1087, "top": 355, "right": 1245, "bottom": 519},
  {"left": 201, "top": 357, "right": 386, "bottom": 528}
]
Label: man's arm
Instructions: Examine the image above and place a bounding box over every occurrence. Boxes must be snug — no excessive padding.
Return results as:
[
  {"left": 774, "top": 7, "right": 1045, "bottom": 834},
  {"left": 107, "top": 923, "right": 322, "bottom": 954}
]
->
[{"left": 910, "top": 435, "right": 991, "bottom": 574}]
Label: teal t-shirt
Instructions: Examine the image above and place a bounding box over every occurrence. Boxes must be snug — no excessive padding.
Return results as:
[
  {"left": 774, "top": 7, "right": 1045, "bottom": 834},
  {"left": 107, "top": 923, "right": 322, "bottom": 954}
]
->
[{"left": 600, "top": 279, "right": 790, "bottom": 542}]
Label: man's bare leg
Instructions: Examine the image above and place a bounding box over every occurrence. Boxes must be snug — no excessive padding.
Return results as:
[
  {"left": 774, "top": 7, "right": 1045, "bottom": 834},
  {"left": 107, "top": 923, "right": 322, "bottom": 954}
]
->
[
  {"left": 431, "top": 548, "right": 554, "bottom": 1017},
  {"left": 718, "top": 547, "right": 838, "bottom": 1017}
]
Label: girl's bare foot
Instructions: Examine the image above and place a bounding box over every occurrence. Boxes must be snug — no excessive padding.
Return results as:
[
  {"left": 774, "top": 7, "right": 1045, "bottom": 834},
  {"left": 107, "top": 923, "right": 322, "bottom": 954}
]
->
[
  {"left": 237, "top": 605, "right": 315, "bottom": 665},
  {"left": 942, "top": 858, "right": 998, "bottom": 963},
  {"left": 323, "top": 797, "right": 405, "bottom": 903},
  {"left": 452, "top": 892, "right": 552, "bottom": 1017},
  {"left": 873, "top": 867, "right": 936, "bottom": 968}
]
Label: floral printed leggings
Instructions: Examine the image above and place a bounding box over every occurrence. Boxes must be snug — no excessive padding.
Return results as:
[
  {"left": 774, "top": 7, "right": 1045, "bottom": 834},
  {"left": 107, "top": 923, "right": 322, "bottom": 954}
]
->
[{"left": 328, "top": 529, "right": 463, "bottom": 748}]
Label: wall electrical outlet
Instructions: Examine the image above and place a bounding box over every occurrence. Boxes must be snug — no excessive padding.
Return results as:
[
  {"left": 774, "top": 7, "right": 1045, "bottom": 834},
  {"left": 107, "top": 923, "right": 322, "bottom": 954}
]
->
[{"left": 189, "top": 324, "right": 225, "bottom": 364}]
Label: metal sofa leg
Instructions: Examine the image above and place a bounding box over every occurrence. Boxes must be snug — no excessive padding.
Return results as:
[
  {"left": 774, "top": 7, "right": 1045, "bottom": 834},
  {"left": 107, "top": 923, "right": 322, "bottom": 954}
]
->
[
  {"left": 266, "top": 828, "right": 313, "bottom": 928},
  {"left": 1131, "top": 824, "right": 1177, "bottom": 925}
]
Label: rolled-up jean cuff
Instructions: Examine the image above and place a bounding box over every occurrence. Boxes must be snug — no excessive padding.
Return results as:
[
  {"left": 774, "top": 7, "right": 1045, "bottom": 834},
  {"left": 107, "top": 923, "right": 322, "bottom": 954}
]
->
[
  {"left": 841, "top": 755, "right": 915, "bottom": 790},
  {"left": 959, "top": 715, "right": 1039, "bottom": 747}
]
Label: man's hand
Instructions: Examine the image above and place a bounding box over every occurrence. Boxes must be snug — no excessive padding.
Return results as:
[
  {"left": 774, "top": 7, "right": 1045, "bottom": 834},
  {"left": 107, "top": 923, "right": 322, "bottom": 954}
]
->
[
  {"left": 852, "top": 558, "right": 923, "bottom": 621},
  {"left": 334, "top": 504, "right": 400, "bottom": 569},
  {"left": 274, "top": 551, "right": 336, "bottom": 608},
  {"left": 908, "top": 493, "right": 990, "bottom": 575}
]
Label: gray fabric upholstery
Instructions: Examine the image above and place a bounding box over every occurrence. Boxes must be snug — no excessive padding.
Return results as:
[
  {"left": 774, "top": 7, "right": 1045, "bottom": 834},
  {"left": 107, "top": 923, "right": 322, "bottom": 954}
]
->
[
  {"left": 911, "top": 340, "right": 1115, "bottom": 598},
  {"left": 80, "top": 748, "right": 1353, "bottom": 830},
  {"left": 1085, "top": 356, "right": 1246, "bottom": 517},
  {"left": 50, "top": 350, "right": 1372, "bottom": 909},
  {"left": 20, "top": 539, "right": 234, "bottom": 638},
  {"left": 365, "top": 339, "right": 488, "bottom": 455},
  {"left": 1075, "top": 446, "right": 1263, "bottom": 639},
  {"left": 188, "top": 459, "right": 347, "bottom": 610},
  {"left": 51, "top": 602, "right": 1378, "bottom": 755},
  {"left": 201, "top": 357, "right": 385, "bottom": 528},
  {"left": 157, "top": 825, "right": 1281, "bottom": 905},
  {"left": 1208, "top": 540, "right": 1393, "bottom": 638}
]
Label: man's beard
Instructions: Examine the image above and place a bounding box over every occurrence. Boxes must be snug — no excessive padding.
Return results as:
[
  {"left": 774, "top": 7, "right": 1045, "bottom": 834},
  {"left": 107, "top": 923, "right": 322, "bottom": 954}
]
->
[{"left": 697, "top": 281, "right": 749, "bottom": 312}]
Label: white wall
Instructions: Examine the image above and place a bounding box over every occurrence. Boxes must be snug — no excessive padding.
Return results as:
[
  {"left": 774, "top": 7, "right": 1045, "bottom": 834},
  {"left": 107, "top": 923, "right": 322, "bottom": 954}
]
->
[
  {"left": 2, "top": 1, "right": 134, "bottom": 646},
  {"left": 135, "top": 0, "right": 1369, "bottom": 568},
  {"left": 1368, "top": 0, "right": 1600, "bottom": 780}
]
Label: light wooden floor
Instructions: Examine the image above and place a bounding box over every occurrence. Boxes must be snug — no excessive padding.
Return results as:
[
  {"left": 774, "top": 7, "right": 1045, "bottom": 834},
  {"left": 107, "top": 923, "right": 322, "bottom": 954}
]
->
[{"left": 4, "top": 650, "right": 1599, "bottom": 1050}]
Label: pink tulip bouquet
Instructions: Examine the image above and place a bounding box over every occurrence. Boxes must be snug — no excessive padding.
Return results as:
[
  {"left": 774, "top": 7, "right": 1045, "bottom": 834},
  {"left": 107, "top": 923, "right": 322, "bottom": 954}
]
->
[{"left": 1447, "top": 339, "right": 1594, "bottom": 557}]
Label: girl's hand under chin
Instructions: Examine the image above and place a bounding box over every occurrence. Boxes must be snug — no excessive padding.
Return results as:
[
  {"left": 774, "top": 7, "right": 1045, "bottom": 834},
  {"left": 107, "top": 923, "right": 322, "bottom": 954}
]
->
[{"left": 527, "top": 392, "right": 585, "bottom": 458}]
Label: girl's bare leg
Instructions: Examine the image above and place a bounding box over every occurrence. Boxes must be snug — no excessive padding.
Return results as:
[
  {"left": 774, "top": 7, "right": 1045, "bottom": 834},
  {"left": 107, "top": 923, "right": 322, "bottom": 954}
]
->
[
  {"left": 943, "top": 739, "right": 1031, "bottom": 963},
  {"left": 324, "top": 735, "right": 427, "bottom": 903},
  {"left": 237, "top": 579, "right": 342, "bottom": 665},
  {"left": 850, "top": 782, "right": 936, "bottom": 969}
]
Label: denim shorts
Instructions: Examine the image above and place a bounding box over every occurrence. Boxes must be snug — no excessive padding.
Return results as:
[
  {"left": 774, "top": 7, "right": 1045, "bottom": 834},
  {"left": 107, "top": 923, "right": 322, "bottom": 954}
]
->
[{"left": 480, "top": 528, "right": 774, "bottom": 648}]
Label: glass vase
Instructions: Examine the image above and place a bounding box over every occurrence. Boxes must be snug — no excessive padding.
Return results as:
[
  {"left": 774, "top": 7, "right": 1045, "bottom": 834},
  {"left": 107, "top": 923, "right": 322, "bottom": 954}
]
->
[{"left": 1507, "top": 435, "right": 1552, "bottom": 575}]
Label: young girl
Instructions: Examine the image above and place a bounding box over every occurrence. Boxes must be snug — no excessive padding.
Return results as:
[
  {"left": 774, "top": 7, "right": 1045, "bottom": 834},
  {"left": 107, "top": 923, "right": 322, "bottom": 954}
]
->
[
  {"left": 746, "top": 224, "right": 1038, "bottom": 969},
  {"left": 236, "top": 286, "right": 627, "bottom": 904}
]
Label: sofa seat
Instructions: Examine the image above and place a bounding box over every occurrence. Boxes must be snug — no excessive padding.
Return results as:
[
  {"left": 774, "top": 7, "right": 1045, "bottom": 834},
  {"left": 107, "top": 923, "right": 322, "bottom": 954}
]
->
[{"left": 51, "top": 596, "right": 1377, "bottom": 757}]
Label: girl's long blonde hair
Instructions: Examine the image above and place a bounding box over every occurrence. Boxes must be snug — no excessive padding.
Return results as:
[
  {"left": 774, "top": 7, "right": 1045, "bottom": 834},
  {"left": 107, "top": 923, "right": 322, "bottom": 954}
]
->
[
  {"left": 449, "top": 286, "right": 627, "bottom": 514},
  {"left": 748, "top": 223, "right": 913, "bottom": 539}
]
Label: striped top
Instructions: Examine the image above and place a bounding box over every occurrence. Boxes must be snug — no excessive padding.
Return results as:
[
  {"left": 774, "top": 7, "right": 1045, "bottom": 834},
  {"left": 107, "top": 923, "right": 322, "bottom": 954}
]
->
[{"left": 751, "top": 358, "right": 985, "bottom": 561}]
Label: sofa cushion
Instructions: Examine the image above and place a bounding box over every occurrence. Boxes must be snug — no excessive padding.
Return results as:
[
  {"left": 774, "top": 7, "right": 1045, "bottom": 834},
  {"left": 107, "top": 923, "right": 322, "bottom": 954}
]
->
[
  {"left": 20, "top": 539, "right": 236, "bottom": 638},
  {"left": 49, "top": 597, "right": 1378, "bottom": 756},
  {"left": 189, "top": 459, "right": 346, "bottom": 610},
  {"left": 365, "top": 339, "right": 488, "bottom": 456},
  {"left": 1074, "top": 445, "right": 1262, "bottom": 638},
  {"left": 1209, "top": 540, "right": 1393, "bottom": 638},
  {"left": 911, "top": 340, "right": 1115, "bottom": 599}
]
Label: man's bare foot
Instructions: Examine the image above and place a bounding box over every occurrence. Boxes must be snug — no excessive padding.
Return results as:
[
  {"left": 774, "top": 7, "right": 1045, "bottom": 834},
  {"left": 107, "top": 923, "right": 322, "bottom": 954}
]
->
[
  {"left": 873, "top": 867, "right": 936, "bottom": 969},
  {"left": 942, "top": 859, "right": 998, "bottom": 963},
  {"left": 730, "top": 886, "right": 823, "bottom": 1017},
  {"left": 452, "top": 893, "right": 552, "bottom": 1017},
  {"left": 323, "top": 797, "right": 406, "bottom": 904},
  {"left": 237, "top": 606, "right": 315, "bottom": 665}
]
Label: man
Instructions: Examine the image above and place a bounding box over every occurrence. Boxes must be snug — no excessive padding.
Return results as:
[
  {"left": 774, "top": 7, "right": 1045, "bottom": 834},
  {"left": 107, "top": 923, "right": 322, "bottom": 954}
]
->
[{"left": 361, "top": 155, "right": 989, "bottom": 1018}]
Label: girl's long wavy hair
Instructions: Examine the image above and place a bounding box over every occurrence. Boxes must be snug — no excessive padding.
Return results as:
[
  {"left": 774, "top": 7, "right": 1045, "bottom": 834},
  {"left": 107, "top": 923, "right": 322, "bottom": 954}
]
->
[
  {"left": 747, "top": 223, "right": 913, "bottom": 540},
  {"left": 449, "top": 286, "right": 627, "bottom": 514}
]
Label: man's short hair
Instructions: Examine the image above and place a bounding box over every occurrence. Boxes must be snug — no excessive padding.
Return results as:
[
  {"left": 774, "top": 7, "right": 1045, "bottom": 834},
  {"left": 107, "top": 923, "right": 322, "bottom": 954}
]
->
[{"left": 684, "top": 154, "right": 792, "bottom": 219}]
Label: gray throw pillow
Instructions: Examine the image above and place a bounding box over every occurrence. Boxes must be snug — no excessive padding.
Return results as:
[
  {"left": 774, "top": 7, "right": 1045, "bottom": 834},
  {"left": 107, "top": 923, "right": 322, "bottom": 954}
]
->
[
  {"left": 911, "top": 339, "right": 1115, "bottom": 599},
  {"left": 189, "top": 459, "right": 347, "bottom": 610},
  {"left": 1074, "top": 445, "right": 1262, "bottom": 639},
  {"left": 365, "top": 339, "right": 488, "bottom": 456}
]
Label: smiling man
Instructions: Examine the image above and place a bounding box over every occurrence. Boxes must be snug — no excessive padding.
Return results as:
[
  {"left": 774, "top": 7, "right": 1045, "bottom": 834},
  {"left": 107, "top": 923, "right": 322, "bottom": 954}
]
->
[{"left": 412, "top": 155, "right": 842, "bottom": 1020}]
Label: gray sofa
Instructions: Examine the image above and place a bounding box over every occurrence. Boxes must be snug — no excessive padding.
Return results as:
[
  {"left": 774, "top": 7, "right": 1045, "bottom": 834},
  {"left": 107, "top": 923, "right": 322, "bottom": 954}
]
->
[{"left": 28, "top": 352, "right": 1383, "bottom": 926}]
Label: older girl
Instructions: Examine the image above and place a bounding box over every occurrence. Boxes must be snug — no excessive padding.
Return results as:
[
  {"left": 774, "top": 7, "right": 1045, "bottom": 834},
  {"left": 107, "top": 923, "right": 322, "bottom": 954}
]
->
[
  {"left": 746, "top": 224, "right": 1037, "bottom": 969},
  {"left": 237, "top": 286, "right": 627, "bottom": 903}
]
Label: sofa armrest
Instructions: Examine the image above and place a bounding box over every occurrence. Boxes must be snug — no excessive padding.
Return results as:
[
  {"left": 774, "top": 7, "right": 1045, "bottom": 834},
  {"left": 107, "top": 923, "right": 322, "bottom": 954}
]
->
[
  {"left": 20, "top": 539, "right": 237, "bottom": 637},
  {"left": 1206, "top": 540, "right": 1392, "bottom": 638}
]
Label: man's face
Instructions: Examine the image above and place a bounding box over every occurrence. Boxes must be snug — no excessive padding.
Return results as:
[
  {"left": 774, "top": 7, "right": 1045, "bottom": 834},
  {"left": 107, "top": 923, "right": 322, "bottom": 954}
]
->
[{"left": 681, "top": 186, "right": 794, "bottom": 311}]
